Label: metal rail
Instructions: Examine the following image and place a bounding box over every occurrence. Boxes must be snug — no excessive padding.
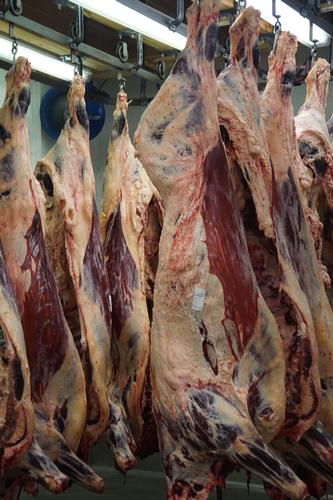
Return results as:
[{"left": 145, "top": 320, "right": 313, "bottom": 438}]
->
[
  {"left": 116, "top": 0, "right": 187, "bottom": 36},
  {"left": 283, "top": 0, "right": 333, "bottom": 37},
  {"left": 4, "top": 11, "right": 162, "bottom": 82}
]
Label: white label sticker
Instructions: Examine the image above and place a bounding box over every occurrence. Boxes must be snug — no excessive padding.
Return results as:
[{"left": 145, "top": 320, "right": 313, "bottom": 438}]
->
[{"left": 192, "top": 287, "right": 206, "bottom": 312}]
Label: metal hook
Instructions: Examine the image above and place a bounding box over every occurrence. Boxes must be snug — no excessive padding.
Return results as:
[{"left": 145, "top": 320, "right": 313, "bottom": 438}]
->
[
  {"left": 70, "top": 5, "right": 84, "bottom": 48},
  {"left": 309, "top": 20, "right": 318, "bottom": 67},
  {"left": 169, "top": 0, "right": 184, "bottom": 32},
  {"left": 157, "top": 53, "right": 166, "bottom": 79},
  {"left": 239, "top": 0, "right": 247, "bottom": 9}
]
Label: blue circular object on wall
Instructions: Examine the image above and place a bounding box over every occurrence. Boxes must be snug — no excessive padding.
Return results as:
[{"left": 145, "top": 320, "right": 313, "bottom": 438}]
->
[{"left": 40, "top": 85, "right": 105, "bottom": 141}]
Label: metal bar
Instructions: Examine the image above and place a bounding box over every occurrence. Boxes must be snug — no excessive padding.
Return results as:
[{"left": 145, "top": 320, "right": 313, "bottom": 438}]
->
[
  {"left": 116, "top": 0, "right": 187, "bottom": 36},
  {"left": 282, "top": 0, "right": 333, "bottom": 37},
  {"left": 4, "top": 12, "right": 162, "bottom": 82}
]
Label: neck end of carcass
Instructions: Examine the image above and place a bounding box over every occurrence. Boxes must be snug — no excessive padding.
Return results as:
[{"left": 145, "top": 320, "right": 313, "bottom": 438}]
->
[
  {"left": 111, "top": 90, "right": 128, "bottom": 141},
  {"left": 116, "top": 90, "right": 128, "bottom": 114},
  {"left": 185, "top": 0, "right": 221, "bottom": 61},
  {"left": 267, "top": 31, "right": 298, "bottom": 96},
  {"left": 229, "top": 6, "right": 261, "bottom": 70},
  {"left": 303, "top": 58, "right": 330, "bottom": 113},
  {"left": 4, "top": 57, "right": 31, "bottom": 115},
  {"left": 67, "top": 75, "right": 89, "bottom": 134},
  {"left": 5, "top": 57, "right": 31, "bottom": 96}
]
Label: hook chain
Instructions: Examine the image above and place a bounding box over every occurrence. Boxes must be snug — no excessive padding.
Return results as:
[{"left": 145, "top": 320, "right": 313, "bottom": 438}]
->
[
  {"left": 9, "top": 23, "right": 18, "bottom": 64},
  {"left": 311, "top": 39, "right": 318, "bottom": 66},
  {"left": 11, "top": 37, "right": 18, "bottom": 63},
  {"left": 272, "top": 0, "right": 282, "bottom": 52}
]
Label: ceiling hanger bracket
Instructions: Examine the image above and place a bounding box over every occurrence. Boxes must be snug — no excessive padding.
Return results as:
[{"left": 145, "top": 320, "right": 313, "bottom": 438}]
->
[
  {"left": 118, "top": 30, "right": 143, "bottom": 71},
  {"left": 0, "top": 0, "right": 22, "bottom": 18},
  {"left": 169, "top": 0, "right": 184, "bottom": 32}
]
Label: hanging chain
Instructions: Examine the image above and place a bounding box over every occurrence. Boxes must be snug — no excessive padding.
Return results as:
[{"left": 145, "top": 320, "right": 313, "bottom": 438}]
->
[
  {"left": 74, "top": 54, "right": 83, "bottom": 76},
  {"left": 272, "top": 0, "right": 282, "bottom": 53},
  {"left": 272, "top": 17, "right": 281, "bottom": 52},
  {"left": 311, "top": 39, "right": 318, "bottom": 67},
  {"left": 234, "top": 0, "right": 246, "bottom": 16},
  {"left": 9, "top": 23, "right": 18, "bottom": 65},
  {"left": 273, "top": 15, "right": 281, "bottom": 35},
  {"left": 11, "top": 37, "right": 18, "bottom": 63},
  {"left": 119, "top": 77, "right": 126, "bottom": 91}
]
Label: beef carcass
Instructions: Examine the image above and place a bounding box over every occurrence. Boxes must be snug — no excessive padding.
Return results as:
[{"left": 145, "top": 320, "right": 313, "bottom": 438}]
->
[
  {"left": 0, "top": 58, "right": 103, "bottom": 492},
  {"left": 217, "top": 8, "right": 320, "bottom": 441},
  {"left": 100, "top": 90, "right": 160, "bottom": 458},
  {"left": 134, "top": 1, "right": 307, "bottom": 498},
  {"left": 294, "top": 58, "right": 333, "bottom": 288},
  {"left": 0, "top": 245, "right": 33, "bottom": 473},
  {"left": 35, "top": 76, "right": 136, "bottom": 470},
  {"left": 261, "top": 34, "right": 333, "bottom": 439}
]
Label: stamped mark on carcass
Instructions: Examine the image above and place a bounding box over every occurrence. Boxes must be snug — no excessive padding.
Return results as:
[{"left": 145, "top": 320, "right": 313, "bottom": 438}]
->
[{"left": 192, "top": 287, "right": 206, "bottom": 312}]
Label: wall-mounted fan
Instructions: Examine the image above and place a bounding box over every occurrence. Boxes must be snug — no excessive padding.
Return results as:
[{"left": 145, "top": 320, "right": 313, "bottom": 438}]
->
[{"left": 40, "top": 82, "right": 106, "bottom": 141}]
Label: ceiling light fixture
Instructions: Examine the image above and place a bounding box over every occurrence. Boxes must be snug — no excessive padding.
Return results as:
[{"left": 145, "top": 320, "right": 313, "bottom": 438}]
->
[
  {"left": 71, "top": 0, "right": 329, "bottom": 51},
  {"left": 0, "top": 35, "right": 90, "bottom": 81},
  {"left": 70, "top": 0, "right": 187, "bottom": 51},
  {"left": 247, "top": 0, "right": 330, "bottom": 47}
]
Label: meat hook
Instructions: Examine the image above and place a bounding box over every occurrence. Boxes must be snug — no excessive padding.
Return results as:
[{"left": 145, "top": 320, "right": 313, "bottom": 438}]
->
[{"left": 70, "top": 4, "right": 84, "bottom": 47}]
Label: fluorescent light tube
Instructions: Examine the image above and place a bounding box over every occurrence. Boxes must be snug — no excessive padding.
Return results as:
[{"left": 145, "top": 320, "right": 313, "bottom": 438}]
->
[
  {"left": 0, "top": 35, "right": 90, "bottom": 81},
  {"left": 71, "top": 0, "right": 187, "bottom": 51},
  {"left": 247, "top": 0, "right": 330, "bottom": 47},
  {"left": 72, "top": 0, "right": 329, "bottom": 50}
]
